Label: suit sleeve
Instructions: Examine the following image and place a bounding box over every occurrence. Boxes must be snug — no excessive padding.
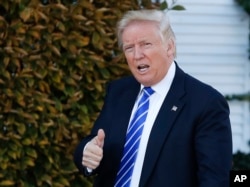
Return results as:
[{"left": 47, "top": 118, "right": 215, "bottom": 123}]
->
[{"left": 195, "top": 92, "right": 232, "bottom": 187}]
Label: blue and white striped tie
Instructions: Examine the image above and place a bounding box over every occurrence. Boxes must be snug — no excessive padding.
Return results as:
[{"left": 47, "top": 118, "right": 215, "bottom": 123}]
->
[{"left": 114, "top": 87, "right": 154, "bottom": 187}]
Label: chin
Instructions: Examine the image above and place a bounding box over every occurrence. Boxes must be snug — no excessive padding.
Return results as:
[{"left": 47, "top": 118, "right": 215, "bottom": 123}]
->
[
  {"left": 134, "top": 73, "right": 154, "bottom": 86},
  {"left": 137, "top": 79, "right": 152, "bottom": 87}
]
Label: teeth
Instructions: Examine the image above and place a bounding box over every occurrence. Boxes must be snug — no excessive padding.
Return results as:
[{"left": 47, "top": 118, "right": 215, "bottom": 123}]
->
[
  {"left": 139, "top": 67, "right": 148, "bottom": 72},
  {"left": 138, "top": 65, "right": 149, "bottom": 72}
]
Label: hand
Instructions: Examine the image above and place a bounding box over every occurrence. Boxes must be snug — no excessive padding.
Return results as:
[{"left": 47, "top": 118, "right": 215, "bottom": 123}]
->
[{"left": 82, "top": 129, "right": 105, "bottom": 170}]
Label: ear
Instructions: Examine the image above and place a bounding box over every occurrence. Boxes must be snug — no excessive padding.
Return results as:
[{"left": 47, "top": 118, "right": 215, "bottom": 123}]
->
[{"left": 166, "top": 39, "right": 175, "bottom": 57}]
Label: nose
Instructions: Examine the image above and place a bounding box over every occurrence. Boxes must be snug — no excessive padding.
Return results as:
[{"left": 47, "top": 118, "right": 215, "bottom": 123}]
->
[{"left": 134, "top": 46, "right": 144, "bottom": 60}]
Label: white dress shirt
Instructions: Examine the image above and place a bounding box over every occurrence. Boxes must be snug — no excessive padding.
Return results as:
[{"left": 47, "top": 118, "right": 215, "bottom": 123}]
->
[{"left": 129, "top": 62, "right": 176, "bottom": 187}]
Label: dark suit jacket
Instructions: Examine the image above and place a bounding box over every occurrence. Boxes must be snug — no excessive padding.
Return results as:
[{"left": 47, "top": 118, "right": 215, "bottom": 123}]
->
[{"left": 74, "top": 63, "right": 232, "bottom": 187}]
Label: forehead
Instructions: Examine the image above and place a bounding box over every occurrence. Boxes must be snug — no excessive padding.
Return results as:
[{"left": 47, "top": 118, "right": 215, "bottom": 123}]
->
[{"left": 122, "top": 21, "right": 160, "bottom": 42}]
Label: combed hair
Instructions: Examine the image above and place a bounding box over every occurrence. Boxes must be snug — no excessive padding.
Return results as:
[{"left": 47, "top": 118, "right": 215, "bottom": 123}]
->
[{"left": 116, "top": 9, "right": 176, "bottom": 56}]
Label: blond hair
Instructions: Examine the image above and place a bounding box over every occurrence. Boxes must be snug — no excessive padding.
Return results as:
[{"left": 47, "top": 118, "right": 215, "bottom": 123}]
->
[{"left": 117, "top": 10, "right": 176, "bottom": 56}]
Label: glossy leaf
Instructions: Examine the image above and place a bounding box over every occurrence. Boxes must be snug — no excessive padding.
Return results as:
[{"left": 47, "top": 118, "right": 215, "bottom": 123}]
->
[
  {"left": 172, "top": 5, "right": 186, "bottom": 11},
  {"left": 0, "top": 180, "right": 15, "bottom": 186}
]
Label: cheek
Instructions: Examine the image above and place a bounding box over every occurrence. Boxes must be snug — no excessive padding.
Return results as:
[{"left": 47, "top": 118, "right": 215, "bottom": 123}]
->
[
  {"left": 125, "top": 56, "right": 133, "bottom": 66},
  {"left": 125, "top": 57, "right": 137, "bottom": 72},
  {"left": 151, "top": 54, "right": 169, "bottom": 71},
  {"left": 125, "top": 54, "right": 136, "bottom": 66},
  {"left": 149, "top": 52, "right": 165, "bottom": 66}
]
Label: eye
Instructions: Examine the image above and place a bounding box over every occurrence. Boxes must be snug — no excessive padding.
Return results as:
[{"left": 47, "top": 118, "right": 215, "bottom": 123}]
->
[
  {"left": 124, "top": 46, "right": 134, "bottom": 52},
  {"left": 142, "top": 42, "right": 152, "bottom": 48}
]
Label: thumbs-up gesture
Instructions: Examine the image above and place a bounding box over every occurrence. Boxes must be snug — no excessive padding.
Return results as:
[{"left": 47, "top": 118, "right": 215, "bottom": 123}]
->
[{"left": 82, "top": 129, "right": 105, "bottom": 170}]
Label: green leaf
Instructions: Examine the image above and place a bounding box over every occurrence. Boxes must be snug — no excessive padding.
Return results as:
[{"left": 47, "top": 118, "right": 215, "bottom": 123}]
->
[
  {"left": 7, "top": 150, "right": 17, "bottom": 159},
  {"left": 19, "top": 7, "right": 32, "bottom": 22},
  {"left": 160, "top": 1, "right": 168, "bottom": 10},
  {"left": 40, "top": 125, "right": 48, "bottom": 134},
  {"left": 100, "top": 68, "right": 110, "bottom": 79},
  {"left": 25, "top": 147, "right": 37, "bottom": 158},
  {"left": 22, "top": 138, "right": 32, "bottom": 145},
  {"left": 92, "top": 32, "right": 100, "bottom": 46},
  {"left": 0, "top": 180, "right": 15, "bottom": 186},
  {"left": 171, "top": 5, "right": 186, "bottom": 11},
  {"left": 23, "top": 157, "right": 35, "bottom": 167},
  {"left": 17, "top": 122, "right": 26, "bottom": 135}
]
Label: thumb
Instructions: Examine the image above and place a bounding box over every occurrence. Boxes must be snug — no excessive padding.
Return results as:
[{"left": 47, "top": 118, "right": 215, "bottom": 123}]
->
[{"left": 95, "top": 129, "right": 105, "bottom": 148}]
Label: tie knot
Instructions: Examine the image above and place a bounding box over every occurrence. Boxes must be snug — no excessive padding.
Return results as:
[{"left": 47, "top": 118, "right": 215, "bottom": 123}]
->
[{"left": 143, "top": 87, "right": 154, "bottom": 96}]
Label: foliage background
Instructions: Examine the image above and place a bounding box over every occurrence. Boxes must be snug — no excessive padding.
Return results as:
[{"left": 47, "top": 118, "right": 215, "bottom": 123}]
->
[
  {"left": 235, "top": 0, "right": 250, "bottom": 15},
  {"left": 0, "top": 0, "right": 184, "bottom": 186},
  {"left": 0, "top": 0, "right": 248, "bottom": 186},
  {"left": 0, "top": 0, "right": 135, "bottom": 186}
]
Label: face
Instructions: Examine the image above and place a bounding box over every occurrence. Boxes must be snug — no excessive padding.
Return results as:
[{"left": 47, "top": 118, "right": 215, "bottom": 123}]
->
[{"left": 122, "top": 20, "right": 175, "bottom": 87}]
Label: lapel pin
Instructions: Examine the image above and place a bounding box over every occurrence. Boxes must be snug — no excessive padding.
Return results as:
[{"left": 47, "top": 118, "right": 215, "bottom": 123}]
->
[{"left": 171, "top": 106, "right": 178, "bottom": 111}]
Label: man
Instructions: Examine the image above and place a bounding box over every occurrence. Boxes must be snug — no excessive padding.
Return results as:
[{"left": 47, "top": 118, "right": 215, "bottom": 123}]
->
[{"left": 74, "top": 9, "right": 232, "bottom": 187}]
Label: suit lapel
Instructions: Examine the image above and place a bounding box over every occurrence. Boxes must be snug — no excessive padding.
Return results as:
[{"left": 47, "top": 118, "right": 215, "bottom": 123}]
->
[
  {"left": 114, "top": 83, "right": 140, "bottom": 140},
  {"left": 139, "top": 64, "right": 187, "bottom": 187},
  {"left": 109, "top": 78, "right": 141, "bottom": 172}
]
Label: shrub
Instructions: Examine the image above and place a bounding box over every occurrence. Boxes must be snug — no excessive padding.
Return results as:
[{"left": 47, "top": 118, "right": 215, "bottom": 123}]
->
[
  {"left": 0, "top": 0, "right": 184, "bottom": 186},
  {"left": 233, "top": 151, "right": 250, "bottom": 170},
  {"left": 0, "top": 0, "right": 136, "bottom": 186}
]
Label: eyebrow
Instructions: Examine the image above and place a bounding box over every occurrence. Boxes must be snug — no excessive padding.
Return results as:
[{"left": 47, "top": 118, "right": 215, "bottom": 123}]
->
[
  {"left": 123, "top": 39, "right": 151, "bottom": 46},
  {"left": 123, "top": 43, "right": 133, "bottom": 50}
]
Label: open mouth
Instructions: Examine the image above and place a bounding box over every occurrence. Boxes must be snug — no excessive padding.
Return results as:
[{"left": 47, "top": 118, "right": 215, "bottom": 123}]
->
[{"left": 137, "top": 64, "right": 149, "bottom": 73}]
